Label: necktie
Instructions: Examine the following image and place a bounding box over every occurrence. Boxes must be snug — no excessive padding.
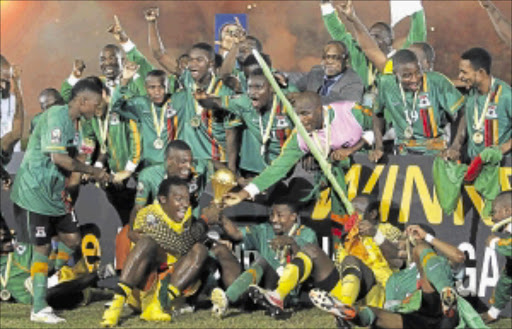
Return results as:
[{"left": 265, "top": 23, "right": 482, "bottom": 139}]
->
[{"left": 320, "top": 77, "right": 336, "bottom": 96}]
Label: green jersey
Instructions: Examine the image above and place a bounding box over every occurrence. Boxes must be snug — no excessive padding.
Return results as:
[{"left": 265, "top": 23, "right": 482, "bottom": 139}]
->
[
  {"left": 30, "top": 112, "right": 43, "bottom": 134},
  {"left": 0, "top": 242, "right": 32, "bottom": 304},
  {"left": 114, "top": 94, "right": 177, "bottom": 167},
  {"left": 464, "top": 78, "right": 511, "bottom": 159},
  {"left": 11, "top": 105, "right": 82, "bottom": 215},
  {"left": 123, "top": 41, "right": 180, "bottom": 94},
  {"left": 80, "top": 111, "right": 141, "bottom": 173},
  {"left": 171, "top": 70, "right": 234, "bottom": 163},
  {"left": 240, "top": 223, "right": 317, "bottom": 271},
  {"left": 222, "top": 95, "right": 293, "bottom": 173},
  {"left": 375, "top": 72, "right": 464, "bottom": 154},
  {"left": 322, "top": 2, "right": 426, "bottom": 88}
]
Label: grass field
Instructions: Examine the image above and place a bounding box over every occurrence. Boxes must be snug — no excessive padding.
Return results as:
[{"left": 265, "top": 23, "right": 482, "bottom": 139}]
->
[{"left": 1, "top": 294, "right": 511, "bottom": 329}]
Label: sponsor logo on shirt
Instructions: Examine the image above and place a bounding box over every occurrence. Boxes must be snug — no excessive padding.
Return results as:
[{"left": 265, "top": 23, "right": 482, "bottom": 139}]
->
[
  {"left": 110, "top": 112, "right": 120, "bottom": 125},
  {"left": 167, "top": 106, "right": 177, "bottom": 118},
  {"left": 51, "top": 129, "right": 62, "bottom": 143},
  {"left": 35, "top": 226, "right": 47, "bottom": 238}
]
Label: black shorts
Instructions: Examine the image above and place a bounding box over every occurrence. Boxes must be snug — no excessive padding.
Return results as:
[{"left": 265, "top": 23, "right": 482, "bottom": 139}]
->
[
  {"left": 401, "top": 290, "right": 445, "bottom": 329},
  {"left": 13, "top": 203, "right": 79, "bottom": 245},
  {"left": 338, "top": 255, "right": 376, "bottom": 301}
]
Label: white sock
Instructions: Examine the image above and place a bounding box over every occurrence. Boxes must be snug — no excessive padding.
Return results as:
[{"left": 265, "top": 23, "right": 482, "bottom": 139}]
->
[{"left": 488, "top": 306, "right": 501, "bottom": 319}]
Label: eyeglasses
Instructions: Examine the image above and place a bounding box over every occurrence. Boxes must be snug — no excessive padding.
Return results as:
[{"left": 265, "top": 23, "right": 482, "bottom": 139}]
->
[{"left": 322, "top": 54, "right": 346, "bottom": 61}]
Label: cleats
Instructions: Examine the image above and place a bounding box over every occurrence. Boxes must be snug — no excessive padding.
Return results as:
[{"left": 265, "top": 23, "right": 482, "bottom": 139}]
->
[
  {"left": 247, "top": 285, "right": 287, "bottom": 319},
  {"left": 309, "top": 289, "right": 356, "bottom": 321},
  {"left": 211, "top": 287, "right": 228, "bottom": 318},
  {"left": 441, "top": 287, "right": 457, "bottom": 318},
  {"left": 31, "top": 306, "right": 66, "bottom": 324},
  {"left": 101, "top": 294, "right": 125, "bottom": 327}
]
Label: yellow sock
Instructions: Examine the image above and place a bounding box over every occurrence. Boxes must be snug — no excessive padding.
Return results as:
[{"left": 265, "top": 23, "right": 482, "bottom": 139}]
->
[
  {"left": 275, "top": 252, "right": 313, "bottom": 300},
  {"left": 118, "top": 282, "right": 133, "bottom": 297},
  {"left": 339, "top": 274, "right": 360, "bottom": 306},
  {"left": 168, "top": 284, "right": 180, "bottom": 301},
  {"left": 275, "top": 264, "right": 299, "bottom": 300}
]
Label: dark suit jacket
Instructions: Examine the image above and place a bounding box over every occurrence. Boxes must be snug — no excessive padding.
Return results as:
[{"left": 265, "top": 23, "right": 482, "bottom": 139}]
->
[{"left": 288, "top": 65, "right": 364, "bottom": 105}]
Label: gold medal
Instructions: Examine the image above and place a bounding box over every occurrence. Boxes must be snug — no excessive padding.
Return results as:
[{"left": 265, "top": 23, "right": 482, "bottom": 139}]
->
[
  {"left": 404, "top": 126, "right": 414, "bottom": 139},
  {"left": 153, "top": 138, "right": 164, "bottom": 150},
  {"left": 190, "top": 116, "right": 201, "bottom": 128},
  {"left": 0, "top": 289, "right": 11, "bottom": 301},
  {"left": 473, "top": 131, "right": 484, "bottom": 145}
]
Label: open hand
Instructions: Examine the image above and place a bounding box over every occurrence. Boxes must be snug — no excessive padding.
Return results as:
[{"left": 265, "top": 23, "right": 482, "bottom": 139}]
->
[
  {"left": 368, "top": 148, "right": 384, "bottom": 163},
  {"left": 122, "top": 61, "right": 140, "bottom": 81},
  {"left": 223, "top": 190, "right": 249, "bottom": 208}
]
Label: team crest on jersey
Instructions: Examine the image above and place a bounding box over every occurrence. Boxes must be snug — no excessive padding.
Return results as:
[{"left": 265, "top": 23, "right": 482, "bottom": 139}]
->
[
  {"left": 166, "top": 105, "right": 177, "bottom": 118},
  {"left": 487, "top": 105, "right": 498, "bottom": 118},
  {"left": 51, "top": 129, "right": 62, "bottom": 143},
  {"left": 15, "top": 242, "right": 26, "bottom": 255},
  {"left": 275, "top": 116, "right": 288, "bottom": 128},
  {"left": 110, "top": 112, "right": 120, "bottom": 125},
  {"left": 418, "top": 93, "right": 431, "bottom": 108},
  {"left": 35, "top": 226, "right": 46, "bottom": 238}
]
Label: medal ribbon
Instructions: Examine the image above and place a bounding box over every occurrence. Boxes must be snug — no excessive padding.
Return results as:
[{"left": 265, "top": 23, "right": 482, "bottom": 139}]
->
[
  {"left": 259, "top": 95, "right": 278, "bottom": 156},
  {"left": 98, "top": 103, "right": 111, "bottom": 153},
  {"left": 151, "top": 99, "right": 171, "bottom": 140},
  {"left": 399, "top": 83, "right": 419, "bottom": 127},
  {"left": 473, "top": 77, "right": 495, "bottom": 133},
  {"left": 0, "top": 253, "right": 13, "bottom": 290}
]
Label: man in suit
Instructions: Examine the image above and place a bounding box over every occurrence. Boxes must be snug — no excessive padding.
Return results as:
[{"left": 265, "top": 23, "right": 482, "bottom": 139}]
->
[{"left": 288, "top": 41, "right": 364, "bottom": 104}]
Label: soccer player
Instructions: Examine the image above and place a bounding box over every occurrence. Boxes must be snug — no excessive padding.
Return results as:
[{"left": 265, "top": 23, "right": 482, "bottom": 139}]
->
[
  {"left": 370, "top": 49, "right": 465, "bottom": 160},
  {"left": 113, "top": 69, "right": 175, "bottom": 168},
  {"left": 30, "top": 88, "right": 65, "bottom": 134},
  {"left": 444, "top": 47, "right": 511, "bottom": 161},
  {"left": 129, "top": 140, "right": 203, "bottom": 243},
  {"left": 321, "top": 0, "right": 426, "bottom": 85},
  {"left": 223, "top": 91, "right": 370, "bottom": 221},
  {"left": 208, "top": 189, "right": 317, "bottom": 318},
  {"left": 481, "top": 191, "right": 512, "bottom": 324},
  {"left": 248, "top": 195, "right": 401, "bottom": 326},
  {"left": 170, "top": 42, "right": 235, "bottom": 178},
  {"left": 10, "top": 78, "right": 111, "bottom": 323},
  {"left": 310, "top": 224, "right": 475, "bottom": 329},
  {"left": 101, "top": 177, "right": 211, "bottom": 327},
  {"left": 0, "top": 56, "right": 23, "bottom": 153},
  {"left": 196, "top": 68, "right": 294, "bottom": 176}
]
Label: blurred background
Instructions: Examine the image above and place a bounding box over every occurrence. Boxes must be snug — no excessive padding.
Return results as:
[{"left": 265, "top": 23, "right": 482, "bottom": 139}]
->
[{"left": 1, "top": 0, "right": 511, "bottom": 133}]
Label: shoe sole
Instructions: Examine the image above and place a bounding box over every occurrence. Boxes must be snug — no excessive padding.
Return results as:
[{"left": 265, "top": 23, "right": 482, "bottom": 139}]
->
[
  {"left": 211, "top": 288, "right": 228, "bottom": 318},
  {"left": 247, "top": 286, "right": 284, "bottom": 317},
  {"left": 309, "top": 289, "right": 355, "bottom": 320}
]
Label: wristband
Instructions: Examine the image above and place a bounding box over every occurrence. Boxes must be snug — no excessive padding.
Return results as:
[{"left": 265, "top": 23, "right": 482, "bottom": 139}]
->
[
  {"left": 425, "top": 233, "right": 435, "bottom": 244},
  {"left": 94, "top": 162, "right": 104, "bottom": 169},
  {"left": 374, "top": 230, "right": 385, "bottom": 246}
]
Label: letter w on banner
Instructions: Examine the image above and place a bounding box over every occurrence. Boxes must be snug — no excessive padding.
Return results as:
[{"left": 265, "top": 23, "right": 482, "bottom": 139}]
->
[{"left": 390, "top": 0, "right": 423, "bottom": 27}]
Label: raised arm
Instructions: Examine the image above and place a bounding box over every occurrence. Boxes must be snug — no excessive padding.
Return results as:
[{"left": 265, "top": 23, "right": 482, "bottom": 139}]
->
[
  {"left": 479, "top": 0, "right": 512, "bottom": 48},
  {"left": 144, "top": 8, "right": 178, "bottom": 74},
  {"left": 60, "top": 59, "right": 86, "bottom": 103},
  {"left": 1, "top": 66, "right": 24, "bottom": 154},
  {"left": 337, "top": 0, "right": 388, "bottom": 72}
]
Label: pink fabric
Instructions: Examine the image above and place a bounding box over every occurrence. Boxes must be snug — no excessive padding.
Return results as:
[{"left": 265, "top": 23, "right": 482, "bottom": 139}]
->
[{"left": 298, "top": 101, "right": 362, "bottom": 153}]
